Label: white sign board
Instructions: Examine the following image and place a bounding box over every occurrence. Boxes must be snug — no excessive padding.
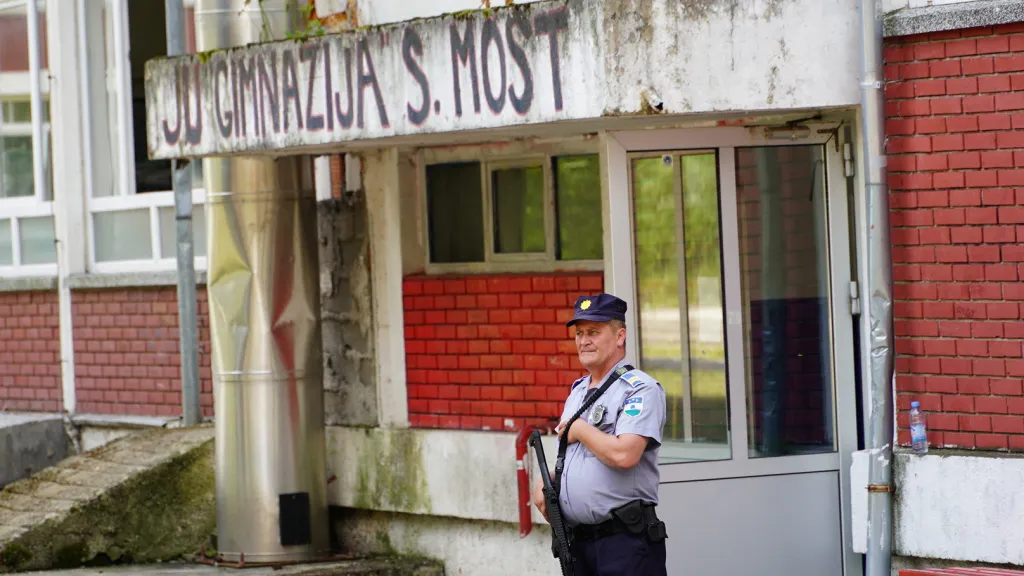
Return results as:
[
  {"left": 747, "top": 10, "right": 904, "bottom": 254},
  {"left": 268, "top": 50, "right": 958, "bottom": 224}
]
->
[{"left": 145, "top": 0, "right": 862, "bottom": 159}]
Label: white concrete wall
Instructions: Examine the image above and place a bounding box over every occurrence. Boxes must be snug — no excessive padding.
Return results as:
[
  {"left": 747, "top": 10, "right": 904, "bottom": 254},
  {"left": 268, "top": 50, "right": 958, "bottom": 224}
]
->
[
  {"left": 325, "top": 426, "right": 557, "bottom": 526},
  {"left": 851, "top": 450, "right": 1024, "bottom": 565},
  {"left": 334, "top": 508, "right": 560, "bottom": 576},
  {"left": 316, "top": 0, "right": 541, "bottom": 28}
]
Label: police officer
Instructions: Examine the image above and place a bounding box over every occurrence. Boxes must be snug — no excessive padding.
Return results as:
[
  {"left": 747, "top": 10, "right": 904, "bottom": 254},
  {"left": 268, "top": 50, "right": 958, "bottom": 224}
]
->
[{"left": 533, "top": 293, "right": 668, "bottom": 576}]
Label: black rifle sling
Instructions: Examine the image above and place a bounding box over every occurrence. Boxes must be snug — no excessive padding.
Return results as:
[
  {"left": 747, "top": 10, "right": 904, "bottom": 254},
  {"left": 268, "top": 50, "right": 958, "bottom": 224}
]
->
[{"left": 553, "top": 364, "right": 634, "bottom": 498}]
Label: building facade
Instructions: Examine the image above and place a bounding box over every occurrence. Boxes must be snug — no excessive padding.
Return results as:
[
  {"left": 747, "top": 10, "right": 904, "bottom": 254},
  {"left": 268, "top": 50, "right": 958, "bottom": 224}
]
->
[{"left": 1, "top": 0, "right": 1023, "bottom": 574}]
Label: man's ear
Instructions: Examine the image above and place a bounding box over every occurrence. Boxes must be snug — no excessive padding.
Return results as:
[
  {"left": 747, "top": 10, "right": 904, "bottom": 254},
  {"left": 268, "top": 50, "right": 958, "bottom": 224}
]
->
[{"left": 616, "top": 327, "right": 627, "bottom": 347}]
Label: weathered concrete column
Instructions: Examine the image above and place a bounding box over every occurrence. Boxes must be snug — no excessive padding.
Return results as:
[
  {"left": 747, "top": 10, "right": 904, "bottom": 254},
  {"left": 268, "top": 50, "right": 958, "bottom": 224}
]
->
[
  {"left": 318, "top": 149, "right": 409, "bottom": 428},
  {"left": 195, "top": 0, "right": 328, "bottom": 563}
]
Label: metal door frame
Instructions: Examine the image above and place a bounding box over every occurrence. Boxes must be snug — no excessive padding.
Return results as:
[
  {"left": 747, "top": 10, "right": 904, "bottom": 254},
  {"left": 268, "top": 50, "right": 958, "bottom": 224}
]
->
[{"left": 600, "top": 122, "right": 862, "bottom": 576}]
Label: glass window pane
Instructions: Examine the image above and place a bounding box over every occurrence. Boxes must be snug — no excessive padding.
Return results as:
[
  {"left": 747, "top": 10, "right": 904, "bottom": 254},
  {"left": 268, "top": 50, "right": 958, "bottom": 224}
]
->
[
  {"left": 680, "top": 154, "right": 728, "bottom": 451},
  {"left": 0, "top": 219, "right": 12, "bottom": 266},
  {"left": 736, "top": 145, "right": 835, "bottom": 458},
  {"left": 160, "top": 204, "right": 207, "bottom": 259},
  {"left": 19, "top": 216, "right": 55, "bottom": 264},
  {"left": 94, "top": 210, "right": 152, "bottom": 262},
  {"left": 554, "top": 155, "right": 603, "bottom": 261},
  {"left": 426, "top": 162, "right": 484, "bottom": 263},
  {"left": 492, "top": 165, "right": 545, "bottom": 254},
  {"left": 3, "top": 101, "right": 31, "bottom": 123},
  {"left": 1, "top": 136, "right": 34, "bottom": 198},
  {"left": 632, "top": 154, "right": 729, "bottom": 464},
  {"left": 0, "top": 4, "right": 49, "bottom": 73}
]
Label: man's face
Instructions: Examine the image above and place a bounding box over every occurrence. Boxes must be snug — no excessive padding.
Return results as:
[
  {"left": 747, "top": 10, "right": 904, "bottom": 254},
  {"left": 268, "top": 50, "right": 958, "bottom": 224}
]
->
[{"left": 574, "top": 320, "right": 626, "bottom": 370}]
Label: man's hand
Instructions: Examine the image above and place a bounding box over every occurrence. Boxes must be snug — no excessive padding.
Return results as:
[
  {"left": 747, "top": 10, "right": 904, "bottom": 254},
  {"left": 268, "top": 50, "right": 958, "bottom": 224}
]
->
[
  {"left": 532, "top": 474, "right": 551, "bottom": 522},
  {"left": 556, "top": 418, "right": 591, "bottom": 444}
]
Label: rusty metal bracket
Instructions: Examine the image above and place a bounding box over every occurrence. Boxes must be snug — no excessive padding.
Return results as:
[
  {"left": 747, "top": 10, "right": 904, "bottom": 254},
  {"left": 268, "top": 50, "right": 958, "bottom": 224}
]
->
[{"left": 867, "top": 484, "right": 892, "bottom": 493}]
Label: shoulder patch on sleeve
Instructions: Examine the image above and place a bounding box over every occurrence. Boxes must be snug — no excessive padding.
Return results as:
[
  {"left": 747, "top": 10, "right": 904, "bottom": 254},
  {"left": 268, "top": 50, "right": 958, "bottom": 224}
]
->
[
  {"left": 620, "top": 371, "right": 644, "bottom": 388},
  {"left": 623, "top": 395, "right": 644, "bottom": 416}
]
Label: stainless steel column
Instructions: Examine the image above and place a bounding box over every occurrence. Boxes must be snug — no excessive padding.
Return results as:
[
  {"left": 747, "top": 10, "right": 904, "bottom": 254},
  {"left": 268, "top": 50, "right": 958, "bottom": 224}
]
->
[{"left": 195, "top": 0, "right": 328, "bottom": 563}]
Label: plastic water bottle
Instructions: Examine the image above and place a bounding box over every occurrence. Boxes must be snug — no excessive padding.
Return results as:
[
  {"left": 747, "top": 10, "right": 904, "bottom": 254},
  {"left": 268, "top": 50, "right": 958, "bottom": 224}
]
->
[{"left": 910, "top": 401, "right": 928, "bottom": 454}]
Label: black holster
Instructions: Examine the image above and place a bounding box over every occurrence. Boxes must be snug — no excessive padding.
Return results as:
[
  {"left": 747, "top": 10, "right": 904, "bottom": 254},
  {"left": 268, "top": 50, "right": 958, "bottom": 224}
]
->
[{"left": 610, "top": 500, "right": 668, "bottom": 543}]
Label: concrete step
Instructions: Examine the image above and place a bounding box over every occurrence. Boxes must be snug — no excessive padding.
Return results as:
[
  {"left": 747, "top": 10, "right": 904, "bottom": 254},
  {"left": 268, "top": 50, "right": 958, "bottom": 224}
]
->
[{"left": 0, "top": 425, "right": 216, "bottom": 572}]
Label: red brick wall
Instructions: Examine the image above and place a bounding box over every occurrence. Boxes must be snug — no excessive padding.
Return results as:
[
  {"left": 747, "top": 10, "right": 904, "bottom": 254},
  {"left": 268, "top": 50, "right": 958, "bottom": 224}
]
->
[
  {"left": 403, "top": 272, "right": 603, "bottom": 431},
  {"left": 905, "top": 565, "right": 1024, "bottom": 569},
  {"left": 885, "top": 24, "right": 1024, "bottom": 451},
  {"left": 72, "top": 288, "right": 213, "bottom": 418},
  {"left": 0, "top": 291, "right": 62, "bottom": 412}
]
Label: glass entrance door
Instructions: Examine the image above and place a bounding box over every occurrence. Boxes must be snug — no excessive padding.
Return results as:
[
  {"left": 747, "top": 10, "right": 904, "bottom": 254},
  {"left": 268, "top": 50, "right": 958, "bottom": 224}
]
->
[
  {"left": 631, "top": 152, "right": 731, "bottom": 463},
  {"left": 608, "top": 124, "right": 860, "bottom": 576}
]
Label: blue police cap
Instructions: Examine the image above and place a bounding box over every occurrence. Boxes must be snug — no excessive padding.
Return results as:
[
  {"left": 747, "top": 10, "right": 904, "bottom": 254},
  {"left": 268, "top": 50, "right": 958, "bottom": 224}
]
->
[{"left": 565, "top": 293, "right": 628, "bottom": 327}]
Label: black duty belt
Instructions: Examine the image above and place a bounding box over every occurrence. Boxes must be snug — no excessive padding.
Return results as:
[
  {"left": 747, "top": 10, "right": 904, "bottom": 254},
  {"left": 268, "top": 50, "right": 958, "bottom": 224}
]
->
[
  {"left": 571, "top": 516, "right": 631, "bottom": 542},
  {"left": 572, "top": 500, "right": 668, "bottom": 544}
]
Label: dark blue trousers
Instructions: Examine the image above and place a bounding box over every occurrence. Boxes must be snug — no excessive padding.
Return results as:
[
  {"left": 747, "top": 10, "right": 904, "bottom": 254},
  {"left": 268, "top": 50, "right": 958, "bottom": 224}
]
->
[{"left": 570, "top": 531, "right": 667, "bottom": 576}]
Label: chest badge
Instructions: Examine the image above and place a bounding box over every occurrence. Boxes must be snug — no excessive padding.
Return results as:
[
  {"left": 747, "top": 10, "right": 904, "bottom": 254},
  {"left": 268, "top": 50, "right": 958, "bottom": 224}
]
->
[{"left": 589, "top": 404, "right": 606, "bottom": 425}]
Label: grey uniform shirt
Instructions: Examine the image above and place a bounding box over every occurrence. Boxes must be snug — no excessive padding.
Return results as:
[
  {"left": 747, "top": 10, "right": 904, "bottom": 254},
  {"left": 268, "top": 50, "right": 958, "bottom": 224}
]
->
[{"left": 557, "top": 359, "right": 667, "bottom": 526}]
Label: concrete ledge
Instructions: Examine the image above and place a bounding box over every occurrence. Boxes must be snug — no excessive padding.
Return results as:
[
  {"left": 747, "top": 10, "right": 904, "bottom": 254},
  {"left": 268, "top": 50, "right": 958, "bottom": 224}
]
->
[
  {"left": 71, "top": 414, "right": 177, "bottom": 429},
  {"left": 0, "top": 413, "right": 69, "bottom": 489},
  {"left": 885, "top": 0, "right": 1024, "bottom": 38},
  {"left": 325, "top": 427, "right": 559, "bottom": 526},
  {"left": 67, "top": 271, "right": 207, "bottom": 290},
  {"left": 71, "top": 414, "right": 179, "bottom": 453},
  {"left": 0, "top": 276, "right": 57, "bottom": 293},
  {"left": 333, "top": 507, "right": 551, "bottom": 576},
  {"left": 892, "top": 450, "right": 1024, "bottom": 565}
]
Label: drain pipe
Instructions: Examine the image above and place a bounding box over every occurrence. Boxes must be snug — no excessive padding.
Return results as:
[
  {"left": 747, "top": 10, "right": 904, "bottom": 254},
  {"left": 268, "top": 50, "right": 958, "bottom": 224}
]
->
[{"left": 858, "top": 1, "right": 895, "bottom": 575}]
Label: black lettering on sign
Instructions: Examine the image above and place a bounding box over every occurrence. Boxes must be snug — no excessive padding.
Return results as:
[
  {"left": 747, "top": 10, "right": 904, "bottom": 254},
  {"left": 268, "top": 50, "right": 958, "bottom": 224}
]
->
[
  {"left": 231, "top": 59, "right": 240, "bottom": 137},
  {"left": 183, "top": 63, "right": 202, "bottom": 145},
  {"left": 323, "top": 42, "right": 334, "bottom": 130},
  {"left": 505, "top": 13, "right": 533, "bottom": 116},
  {"left": 163, "top": 67, "right": 182, "bottom": 146},
  {"left": 481, "top": 19, "right": 506, "bottom": 114},
  {"left": 450, "top": 21, "right": 480, "bottom": 117},
  {"left": 214, "top": 59, "right": 233, "bottom": 138},
  {"left": 403, "top": 26, "right": 430, "bottom": 126},
  {"left": 334, "top": 47, "right": 355, "bottom": 129},
  {"left": 283, "top": 49, "right": 303, "bottom": 131},
  {"left": 301, "top": 43, "right": 325, "bottom": 131},
  {"left": 356, "top": 37, "right": 390, "bottom": 129},
  {"left": 237, "top": 56, "right": 258, "bottom": 137},
  {"left": 258, "top": 53, "right": 281, "bottom": 134},
  {"left": 534, "top": 7, "right": 569, "bottom": 112}
]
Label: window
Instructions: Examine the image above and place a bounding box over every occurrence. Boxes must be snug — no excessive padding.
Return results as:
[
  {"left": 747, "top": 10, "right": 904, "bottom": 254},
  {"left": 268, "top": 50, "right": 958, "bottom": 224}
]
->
[
  {"left": 424, "top": 154, "right": 603, "bottom": 270},
  {"left": 0, "top": 0, "right": 57, "bottom": 275},
  {"left": 82, "top": 0, "right": 207, "bottom": 271}
]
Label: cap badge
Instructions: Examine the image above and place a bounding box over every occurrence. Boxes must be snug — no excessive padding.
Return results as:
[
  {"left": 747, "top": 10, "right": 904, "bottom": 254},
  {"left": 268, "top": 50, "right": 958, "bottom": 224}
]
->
[{"left": 580, "top": 300, "right": 592, "bottom": 310}]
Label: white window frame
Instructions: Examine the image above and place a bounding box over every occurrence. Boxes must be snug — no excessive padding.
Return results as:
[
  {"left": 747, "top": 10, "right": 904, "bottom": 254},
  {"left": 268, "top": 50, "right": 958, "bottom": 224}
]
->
[
  {"left": 418, "top": 138, "right": 604, "bottom": 275},
  {"left": 0, "top": 0, "right": 57, "bottom": 278},
  {"left": 82, "top": 0, "right": 207, "bottom": 275}
]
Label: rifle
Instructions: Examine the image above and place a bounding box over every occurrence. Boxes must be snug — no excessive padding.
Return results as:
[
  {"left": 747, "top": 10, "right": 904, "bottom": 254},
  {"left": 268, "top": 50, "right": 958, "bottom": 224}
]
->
[
  {"left": 529, "top": 364, "right": 633, "bottom": 576},
  {"left": 528, "top": 429, "right": 574, "bottom": 576}
]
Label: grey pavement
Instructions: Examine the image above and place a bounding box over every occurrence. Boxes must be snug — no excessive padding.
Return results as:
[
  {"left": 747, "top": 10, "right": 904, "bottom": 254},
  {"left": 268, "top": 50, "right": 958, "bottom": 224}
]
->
[{"left": 22, "top": 557, "right": 444, "bottom": 575}]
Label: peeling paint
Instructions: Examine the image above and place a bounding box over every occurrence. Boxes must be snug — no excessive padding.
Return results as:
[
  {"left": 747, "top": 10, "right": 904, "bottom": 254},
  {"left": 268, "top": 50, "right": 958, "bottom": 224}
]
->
[
  {"left": 318, "top": 189, "right": 377, "bottom": 427},
  {"left": 679, "top": 0, "right": 717, "bottom": 21}
]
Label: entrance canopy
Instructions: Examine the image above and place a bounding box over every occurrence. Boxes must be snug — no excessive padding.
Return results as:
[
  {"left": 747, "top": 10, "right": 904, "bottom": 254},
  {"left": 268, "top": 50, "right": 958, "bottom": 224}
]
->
[{"left": 143, "top": 0, "right": 862, "bottom": 160}]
